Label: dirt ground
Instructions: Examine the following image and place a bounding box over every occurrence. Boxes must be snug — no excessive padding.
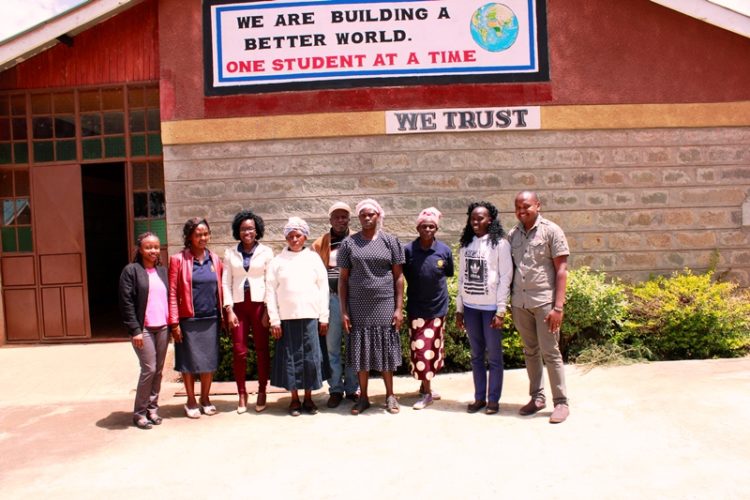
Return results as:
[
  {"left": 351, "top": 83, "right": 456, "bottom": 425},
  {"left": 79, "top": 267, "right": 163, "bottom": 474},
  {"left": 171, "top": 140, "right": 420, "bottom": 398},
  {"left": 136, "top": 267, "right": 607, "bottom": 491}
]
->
[{"left": 0, "top": 343, "right": 749, "bottom": 499}]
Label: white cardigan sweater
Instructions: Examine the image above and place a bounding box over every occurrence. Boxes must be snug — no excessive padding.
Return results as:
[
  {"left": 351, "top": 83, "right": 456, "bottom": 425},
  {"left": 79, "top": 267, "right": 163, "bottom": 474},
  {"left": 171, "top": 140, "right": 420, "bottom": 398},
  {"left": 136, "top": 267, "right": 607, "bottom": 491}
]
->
[
  {"left": 222, "top": 242, "right": 275, "bottom": 306},
  {"left": 456, "top": 234, "right": 513, "bottom": 314},
  {"left": 265, "top": 247, "right": 330, "bottom": 327}
]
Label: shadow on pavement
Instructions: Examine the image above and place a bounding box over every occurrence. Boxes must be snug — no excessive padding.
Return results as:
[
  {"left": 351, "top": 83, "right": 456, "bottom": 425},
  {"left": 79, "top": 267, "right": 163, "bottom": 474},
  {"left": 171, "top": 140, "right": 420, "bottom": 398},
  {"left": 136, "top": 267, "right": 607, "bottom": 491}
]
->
[{"left": 95, "top": 411, "right": 131, "bottom": 430}]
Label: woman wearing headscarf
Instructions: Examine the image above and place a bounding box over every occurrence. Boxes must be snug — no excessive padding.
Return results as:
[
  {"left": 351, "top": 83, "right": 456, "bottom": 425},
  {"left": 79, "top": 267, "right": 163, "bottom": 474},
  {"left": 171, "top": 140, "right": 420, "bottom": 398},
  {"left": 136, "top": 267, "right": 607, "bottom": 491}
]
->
[
  {"left": 222, "top": 209, "right": 274, "bottom": 414},
  {"left": 169, "top": 218, "right": 223, "bottom": 419},
  {"left": 118, "top": 232, "right": 169, "bottom": 429},
  {"left": 403, "top": 207, "right": 454, "bottom": 410},
  {"left": 266, "top": 217, "right": 329, "bottom": 416},
  {"left": 338, "top": 199, "right": 405, "bottom": 415}
]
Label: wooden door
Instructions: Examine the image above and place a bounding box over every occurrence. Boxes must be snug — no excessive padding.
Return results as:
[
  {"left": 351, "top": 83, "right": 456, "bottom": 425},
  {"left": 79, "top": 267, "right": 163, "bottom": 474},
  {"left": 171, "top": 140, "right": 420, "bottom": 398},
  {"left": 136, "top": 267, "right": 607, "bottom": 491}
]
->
[{"left": 32, "top": 165, "right": 90, "bottom": 339}]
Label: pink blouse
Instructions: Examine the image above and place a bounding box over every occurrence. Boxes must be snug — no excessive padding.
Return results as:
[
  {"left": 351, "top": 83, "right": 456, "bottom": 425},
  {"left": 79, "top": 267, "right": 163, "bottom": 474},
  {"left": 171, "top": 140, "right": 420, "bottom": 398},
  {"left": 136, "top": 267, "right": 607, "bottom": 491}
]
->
[{"left": 144, "top": 267, "right": 168, "bottom": 328}]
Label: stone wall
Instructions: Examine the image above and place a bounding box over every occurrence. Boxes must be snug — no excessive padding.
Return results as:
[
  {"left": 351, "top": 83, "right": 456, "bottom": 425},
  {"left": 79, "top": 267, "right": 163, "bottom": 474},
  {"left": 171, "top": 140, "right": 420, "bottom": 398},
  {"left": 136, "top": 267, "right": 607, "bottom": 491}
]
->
[{"left": 163, "top": 127, "right": 750, "bottom": 285}]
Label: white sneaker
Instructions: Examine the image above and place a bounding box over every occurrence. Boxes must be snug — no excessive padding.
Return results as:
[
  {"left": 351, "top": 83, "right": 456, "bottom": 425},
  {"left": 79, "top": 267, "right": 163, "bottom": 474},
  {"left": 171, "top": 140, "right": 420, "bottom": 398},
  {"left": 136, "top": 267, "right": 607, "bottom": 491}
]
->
[
  {"left": 413, "top": 393, "right": 433, "bottom": 410},
  {"left": 420, "top": 386, "right": 441, "bottom": 400}
]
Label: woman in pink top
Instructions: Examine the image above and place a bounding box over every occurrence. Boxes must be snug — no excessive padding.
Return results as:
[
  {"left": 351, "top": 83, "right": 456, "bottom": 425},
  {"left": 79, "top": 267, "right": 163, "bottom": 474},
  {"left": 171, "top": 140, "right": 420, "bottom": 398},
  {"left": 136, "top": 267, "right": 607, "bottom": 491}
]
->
[{"left": 118, "top": 232, "right": 169, "bottom": 429}]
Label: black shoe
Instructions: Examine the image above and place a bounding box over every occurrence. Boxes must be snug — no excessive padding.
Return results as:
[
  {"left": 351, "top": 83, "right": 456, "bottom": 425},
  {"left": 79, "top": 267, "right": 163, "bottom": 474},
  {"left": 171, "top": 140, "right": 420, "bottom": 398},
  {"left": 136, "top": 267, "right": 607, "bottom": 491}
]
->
[
  {"left": 350, "top": 398, "right": 370, "bottom": 415},
  {"left": 327, "top": 393, "right": 344, "bottom": 408},
  {"left": 288, "top": 401, "right": 301, "bottom": 417},
  {"left": 466, "top": 400, "right": 487, "bottom": 414},
  {"left": 345, "top": 392, "right": 359, "bottom": 403},
  {"left": 302, "top": 400, "right": 319, "bottom": 415}
]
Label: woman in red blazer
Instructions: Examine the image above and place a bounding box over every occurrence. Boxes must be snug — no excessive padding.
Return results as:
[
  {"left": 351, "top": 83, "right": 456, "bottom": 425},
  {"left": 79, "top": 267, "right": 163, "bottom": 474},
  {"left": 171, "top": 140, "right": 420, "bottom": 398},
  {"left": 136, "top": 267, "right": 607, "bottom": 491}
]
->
[{"left": 169, "top": 218, "right": 224, "bottom": 419}]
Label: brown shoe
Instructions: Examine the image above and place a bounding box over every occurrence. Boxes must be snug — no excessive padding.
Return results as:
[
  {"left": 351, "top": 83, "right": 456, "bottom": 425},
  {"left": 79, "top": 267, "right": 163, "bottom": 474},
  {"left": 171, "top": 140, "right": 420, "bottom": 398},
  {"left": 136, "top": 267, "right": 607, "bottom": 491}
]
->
[
  {"left": 519, "top": 398, "right": 546, "bottom": 416},
  {"left": 466, "top": 400, "right": 486, "bottom": 413},
  {"left": 327, "top": 393, "right": 343, "bottom": 408},
  {"left": 549, "top": 404, "right": 570, "bottom": 424},
  {"left": 485, "top": 402, "right": 499, "bottom": 415}
]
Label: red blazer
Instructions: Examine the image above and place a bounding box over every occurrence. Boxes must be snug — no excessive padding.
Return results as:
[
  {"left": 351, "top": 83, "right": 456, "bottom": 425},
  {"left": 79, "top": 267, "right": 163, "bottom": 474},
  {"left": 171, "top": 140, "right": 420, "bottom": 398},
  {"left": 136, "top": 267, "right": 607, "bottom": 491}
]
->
[{"left": 168, "top": 248, "right": 224, "bottom": 326}]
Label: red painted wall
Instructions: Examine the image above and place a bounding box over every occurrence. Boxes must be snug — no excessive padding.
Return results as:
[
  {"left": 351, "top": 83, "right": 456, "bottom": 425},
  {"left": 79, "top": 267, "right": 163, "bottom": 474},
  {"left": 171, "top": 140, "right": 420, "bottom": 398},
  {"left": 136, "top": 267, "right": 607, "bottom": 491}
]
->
[
  {"left": 550, "top": 0, "right": 750, "bottom": 104},
  {"left": 0, "top": 0, "right": 159, "bottom": 90},
  {"left": 158, "top": 0, "right": 750, "bottom": 121},
  {"left": 3, "top": 0, "right": 748, "bottom": 116}
]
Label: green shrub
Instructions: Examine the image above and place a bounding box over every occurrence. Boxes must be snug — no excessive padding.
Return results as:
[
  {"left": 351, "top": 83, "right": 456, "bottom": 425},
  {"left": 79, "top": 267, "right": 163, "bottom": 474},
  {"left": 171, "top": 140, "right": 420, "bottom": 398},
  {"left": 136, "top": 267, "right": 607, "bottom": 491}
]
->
[
  {"left": 216, "top": 331, "right": 234, "bottom": 382},
  {"left": 623, "top": 270, "right": 750, "bottom": 359},
  {"left": 215, "top": 263, "right": 750, "bottom": 382},
  {"left": 562, "top": 267, "right": 629, "bottom": 361}
]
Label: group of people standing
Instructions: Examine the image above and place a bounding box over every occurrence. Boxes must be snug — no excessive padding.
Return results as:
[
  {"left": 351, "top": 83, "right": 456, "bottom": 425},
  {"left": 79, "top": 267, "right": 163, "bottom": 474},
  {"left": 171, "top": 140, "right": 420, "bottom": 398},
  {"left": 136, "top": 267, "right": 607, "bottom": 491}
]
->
[{"left": 118, "top": 191, "right": 570, "bottom": 429}]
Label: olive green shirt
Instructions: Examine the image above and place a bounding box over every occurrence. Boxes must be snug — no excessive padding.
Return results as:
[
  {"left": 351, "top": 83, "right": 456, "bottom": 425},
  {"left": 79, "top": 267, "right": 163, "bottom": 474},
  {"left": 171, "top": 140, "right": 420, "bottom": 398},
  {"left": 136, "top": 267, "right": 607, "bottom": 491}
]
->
[{"left": 508, "top": 215, "right": 569, "bottom": 309}]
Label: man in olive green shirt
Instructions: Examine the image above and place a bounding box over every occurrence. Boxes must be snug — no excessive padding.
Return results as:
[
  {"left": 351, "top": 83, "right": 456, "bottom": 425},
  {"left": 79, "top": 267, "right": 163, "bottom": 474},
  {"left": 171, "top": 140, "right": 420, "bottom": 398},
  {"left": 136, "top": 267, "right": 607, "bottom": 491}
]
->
[{"left": 508, "top": 191, "right": 570, "bottom": 424}]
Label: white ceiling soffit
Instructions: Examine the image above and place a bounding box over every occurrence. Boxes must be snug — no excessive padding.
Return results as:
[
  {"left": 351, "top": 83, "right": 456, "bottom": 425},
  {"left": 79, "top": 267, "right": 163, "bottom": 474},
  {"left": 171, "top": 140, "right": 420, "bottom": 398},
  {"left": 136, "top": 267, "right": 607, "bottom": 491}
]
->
[
  {"left": 651, "top": 0, "right": 750, "bottom": 38},
  {"left": 0, "top": 0, "right": 145, "bottom": 73}
]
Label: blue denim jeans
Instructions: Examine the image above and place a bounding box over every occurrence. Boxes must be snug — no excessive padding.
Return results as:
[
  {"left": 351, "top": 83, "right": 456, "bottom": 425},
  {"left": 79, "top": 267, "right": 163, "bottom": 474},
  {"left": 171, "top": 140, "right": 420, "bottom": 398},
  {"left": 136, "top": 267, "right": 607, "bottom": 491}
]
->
[
  {"left": 326, "top": 294, "right": 359, "bottom": 395},
  {"left": 464, "top": 306, "right": 504, "bottom": 404}
]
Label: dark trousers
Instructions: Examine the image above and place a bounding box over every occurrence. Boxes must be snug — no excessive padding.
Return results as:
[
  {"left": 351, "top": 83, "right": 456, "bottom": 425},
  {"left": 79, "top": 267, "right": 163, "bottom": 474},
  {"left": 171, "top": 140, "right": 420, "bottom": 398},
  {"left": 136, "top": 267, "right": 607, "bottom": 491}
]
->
[
  {"left": 231, "top": 289, "right": 270, "bottom": 394},
  {"left": 464, "top": 307, "right": 504, "bottom": 404}
]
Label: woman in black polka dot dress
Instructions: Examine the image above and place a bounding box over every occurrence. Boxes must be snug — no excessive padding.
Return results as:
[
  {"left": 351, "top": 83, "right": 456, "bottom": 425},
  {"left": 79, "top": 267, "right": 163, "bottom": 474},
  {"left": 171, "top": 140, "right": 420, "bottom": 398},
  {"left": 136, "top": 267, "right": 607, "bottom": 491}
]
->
[{"left": 338, "top": 199, "right": 405, "bottom": 415}]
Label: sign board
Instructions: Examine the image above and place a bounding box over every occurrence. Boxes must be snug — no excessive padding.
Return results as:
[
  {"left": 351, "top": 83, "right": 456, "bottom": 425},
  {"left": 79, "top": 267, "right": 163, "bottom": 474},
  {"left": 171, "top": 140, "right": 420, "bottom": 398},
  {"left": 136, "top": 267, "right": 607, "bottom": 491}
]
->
[
  {"left": 204, "top": 0, "right": 548, "bottom": 94},
  {"left": 385, "top": 106, "right": 541, "bottom": 134}
]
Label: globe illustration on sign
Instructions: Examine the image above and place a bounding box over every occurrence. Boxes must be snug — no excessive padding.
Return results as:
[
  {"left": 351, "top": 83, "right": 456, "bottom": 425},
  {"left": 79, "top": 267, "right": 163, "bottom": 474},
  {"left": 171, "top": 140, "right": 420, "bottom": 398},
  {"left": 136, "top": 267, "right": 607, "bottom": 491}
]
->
[{"left": 470, "top": 3, "right": 520, "bottom": 52}]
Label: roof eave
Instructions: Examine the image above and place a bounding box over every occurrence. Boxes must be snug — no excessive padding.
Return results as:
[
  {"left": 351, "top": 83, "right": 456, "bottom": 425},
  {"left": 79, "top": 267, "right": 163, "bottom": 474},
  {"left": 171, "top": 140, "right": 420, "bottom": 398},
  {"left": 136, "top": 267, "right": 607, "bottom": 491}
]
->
[
  {"left": 650, "top": 0, "right": 750, "bottom": 38},
  {"left": 0, "top": 0, "right": 146, "bottom": 73}
]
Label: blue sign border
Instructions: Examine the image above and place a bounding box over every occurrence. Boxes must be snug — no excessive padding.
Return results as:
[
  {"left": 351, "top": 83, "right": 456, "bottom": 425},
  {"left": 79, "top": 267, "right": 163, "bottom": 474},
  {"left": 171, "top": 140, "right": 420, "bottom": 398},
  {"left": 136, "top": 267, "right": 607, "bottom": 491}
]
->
[{"left": 203, "top": 0, "right": 549, "bottom": 95}]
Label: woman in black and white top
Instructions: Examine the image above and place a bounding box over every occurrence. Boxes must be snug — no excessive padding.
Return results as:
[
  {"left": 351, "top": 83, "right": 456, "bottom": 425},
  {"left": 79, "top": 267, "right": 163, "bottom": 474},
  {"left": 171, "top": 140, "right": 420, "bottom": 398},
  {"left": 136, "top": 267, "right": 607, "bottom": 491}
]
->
[{"left": 455, "top": 201, "right": 513, "bottom": 415}]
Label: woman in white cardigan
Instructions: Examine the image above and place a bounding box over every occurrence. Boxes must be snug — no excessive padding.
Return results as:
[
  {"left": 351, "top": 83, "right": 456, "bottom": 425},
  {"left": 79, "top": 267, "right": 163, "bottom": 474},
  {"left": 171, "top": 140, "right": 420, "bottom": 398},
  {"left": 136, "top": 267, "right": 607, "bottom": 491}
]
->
[
  {"left": 266, "top": 217, "right": 329, "bottom": 416},
  {"left": 222, "top": 210, "right": 275, "bottom": 413}
]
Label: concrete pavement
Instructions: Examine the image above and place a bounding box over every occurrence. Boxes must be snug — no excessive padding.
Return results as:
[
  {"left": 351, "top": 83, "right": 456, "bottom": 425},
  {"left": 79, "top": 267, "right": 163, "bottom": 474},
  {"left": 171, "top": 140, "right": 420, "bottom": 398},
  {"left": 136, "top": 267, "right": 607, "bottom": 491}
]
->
[{"left": 0, "top": 342, "right": 749, "bottom": 499}]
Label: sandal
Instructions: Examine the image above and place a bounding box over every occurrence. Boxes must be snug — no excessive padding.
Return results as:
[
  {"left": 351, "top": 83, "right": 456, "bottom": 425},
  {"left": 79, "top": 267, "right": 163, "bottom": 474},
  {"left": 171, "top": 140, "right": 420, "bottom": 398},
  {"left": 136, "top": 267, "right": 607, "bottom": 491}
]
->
[
  {"left": 147, "top": 413, "right": 163, "bottom": 425},
  {"left": 289, "top": 401, "right": 302, "bottom": 417},
  {"left": 386, "top": 395, "right": 400, "bottom": 414},
  {"left": 302, "top": 400, "right": 319, "bottom": 415},
  {"left": 350, "top": 398, "right": 371, "bottom": 415},
  {"left": 133, "top": 417, "right": 153, "bottom": 430}
]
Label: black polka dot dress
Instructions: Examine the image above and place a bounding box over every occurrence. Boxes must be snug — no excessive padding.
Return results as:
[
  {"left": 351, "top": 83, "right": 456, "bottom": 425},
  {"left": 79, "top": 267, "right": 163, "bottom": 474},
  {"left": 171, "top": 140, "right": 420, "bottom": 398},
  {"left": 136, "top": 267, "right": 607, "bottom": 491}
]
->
[{"left": 338, "top": 232, "right": 405, "bottom": 372}]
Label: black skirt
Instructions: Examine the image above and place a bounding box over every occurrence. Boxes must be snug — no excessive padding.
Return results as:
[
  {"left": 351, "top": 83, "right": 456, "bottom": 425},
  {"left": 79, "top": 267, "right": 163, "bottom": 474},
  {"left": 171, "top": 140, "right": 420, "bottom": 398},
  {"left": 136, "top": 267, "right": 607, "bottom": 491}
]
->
[
  {"left": 174, "top": 317, "right": 220, "bottom": 373},
  {"left": 271, "top": 318, "right": 323, "bottom": 391}
]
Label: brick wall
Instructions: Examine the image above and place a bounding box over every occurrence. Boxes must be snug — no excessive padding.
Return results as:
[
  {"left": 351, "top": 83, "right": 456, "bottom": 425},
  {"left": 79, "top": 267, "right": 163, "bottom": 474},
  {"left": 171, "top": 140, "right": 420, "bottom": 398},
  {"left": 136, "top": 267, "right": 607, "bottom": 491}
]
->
[{"left": 163, "top": 126, "right": 750, "bottom": 285}]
